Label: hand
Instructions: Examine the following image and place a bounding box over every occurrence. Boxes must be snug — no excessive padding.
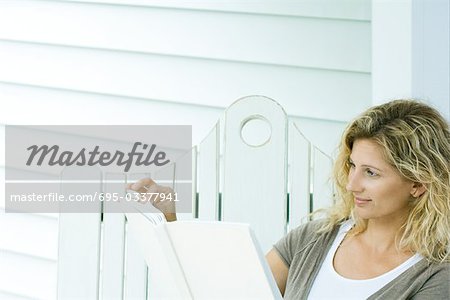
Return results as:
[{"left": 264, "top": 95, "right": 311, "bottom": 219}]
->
[{"left": 126, "top": 178, "right": 177, "bottom": 222}]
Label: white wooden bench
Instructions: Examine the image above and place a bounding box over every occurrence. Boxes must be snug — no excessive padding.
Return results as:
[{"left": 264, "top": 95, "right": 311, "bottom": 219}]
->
[{"left": 57, "top": 95, "right": 334, "bottom": 299}]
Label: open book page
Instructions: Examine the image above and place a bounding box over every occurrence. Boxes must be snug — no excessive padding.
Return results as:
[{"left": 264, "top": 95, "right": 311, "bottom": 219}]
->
[
  {"left": 166, "top": 221, "right": 283, "bottom": 300},
  {"left": 125, "top": 211, "right": 193, "bottom": 299},
  {"left": 125, "top": 208, "right": 282, "bottom": 300}
]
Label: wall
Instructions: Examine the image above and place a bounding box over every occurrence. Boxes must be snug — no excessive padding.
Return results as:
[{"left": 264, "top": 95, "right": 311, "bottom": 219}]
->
[
  {"left": 372, "top": 0, "right": 450, "bottom": 120},
  {"left": 0, "top": 1, "right": 371, "bottom": 298}
]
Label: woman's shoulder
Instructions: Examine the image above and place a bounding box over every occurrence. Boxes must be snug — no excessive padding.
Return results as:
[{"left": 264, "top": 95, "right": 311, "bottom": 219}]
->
[
  {"left": 290, "top": 218, "right": 346, "bottom": 236},
  {"left": 427, "top": 260, "right": 450, "bottom": 275},
  {"left": 417, "top": 262, "right": 450, "bottom": 299},
  {"left": 284, "top": 218, "right": 340, "bottom": 246},
  {"left": 294, "top": 218, "right": 328, "bottom": 230},
  {"left": 273, "top": 218, "right": 343, "bottom": 269}
]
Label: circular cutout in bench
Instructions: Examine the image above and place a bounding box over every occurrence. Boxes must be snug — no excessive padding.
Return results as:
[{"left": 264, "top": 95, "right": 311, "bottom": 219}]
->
[{"left": 240, "top": 115, "right": 272, "bottom": 147}]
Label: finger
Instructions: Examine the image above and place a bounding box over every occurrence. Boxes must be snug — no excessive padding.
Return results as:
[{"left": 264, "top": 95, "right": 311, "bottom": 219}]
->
[
  {"left": 128, "top": 178, "right": 156, "bottom": 193},
  {"left": 144, "top": 183, "right": 159, "bottom": 193},
  {"left": 139, "top": 178, "right": 156, "bottom": 187}
]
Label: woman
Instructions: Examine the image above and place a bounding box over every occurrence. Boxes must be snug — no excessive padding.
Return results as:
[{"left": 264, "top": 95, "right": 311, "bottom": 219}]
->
[
  {"left": 129, "top": 99, "right": 450, "bottom": 299},
  {"left": 267, "top": 99, "right": 450, "bottom": 299}
]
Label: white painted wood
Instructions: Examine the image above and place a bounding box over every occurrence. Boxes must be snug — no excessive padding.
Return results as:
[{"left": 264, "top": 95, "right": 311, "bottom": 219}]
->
[
  {"left": 48, "top": 96, "right": 338, "bottom": 298},
  {"left": 0, "top": 83, "right": 222, "bottom": 145},
  {"left": 0, "top": 3, "right": 371, "bottom": 299},
  {"left": 411, "top": 0, "right": 450, "bottom": 120},
  {"left": 372, "top": 0, "right": 413, "bottom": 103},
  {"left": 124, "top": 173, "right": 150, "bottom": 300},
  {"left": 311, "top": 146, "right": 334, "bottom": 213},
  {"left": 0, "top": 291, "right": 35, "bottom": 300},
  {"left": 0, "top": 41, "right": 370, "bottom": 122},
  {"left": 100, "top": 173, "right": 126, "bottom": 300},
  {"left": 1, "top": 89, "right": 342, "bottom": 298},
  {"left": 197, "top": 124, "right": 219, "bottom": 220},
  {"left": 57, "top": 0, "right": 371, "bottom": 21},
  {"left": 0, "top": 213, "right": 58, "bottom": 260},
  {"left": 0, "top": 0, "right": 370, "bottom": 73},
  {"left": 0, "top": 250, "right": 57, "bottom": 299},
  {"left": 0, "top": 166, "right": 5, "bottom": 210},
  {"left": 172, "top": 147, "right": 196, "bottom": 221},
  {"left": 0, "top": 126, "right": 4, "bottom": 168},
  {"left": 0, "top": 85, "right": 346, "bottom": 156},
  {"left": 291, "top": 117, "right": 346, "bottom": 156},
  {"left": 125, "top": 161, "right": 196, "bottom": 298},
  {"left": 222, "top": 96, "right": 288, "bottom": 252},
  {"left": 288, "top": 122, "right": 311, "bottom": 230},
  {"left": 57, "top": 214, "right": 101, "bottom": 299},
  {"left": 123, "top": 222, "right": 148, "bottom": 300},
  {"left": 191, "top": 146, "right": 198, "bottom": 219},
  {"left": 57, "top": 168, "right": 102, "bottom": 299},
  {"left": 372, "top": 0, "right": 449, "bottom": 120},
  {"left": 0, "top": 168, "right": 58, "bottom": 298}
]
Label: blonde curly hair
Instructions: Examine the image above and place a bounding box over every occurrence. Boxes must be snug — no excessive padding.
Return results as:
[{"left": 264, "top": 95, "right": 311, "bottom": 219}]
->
[{"left": 322, "top": 99, "right": 450, "bottom": 263}]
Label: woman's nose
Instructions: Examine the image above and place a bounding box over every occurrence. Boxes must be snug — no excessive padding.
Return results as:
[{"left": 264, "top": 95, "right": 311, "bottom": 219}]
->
[{"left": 346, "top": 169, "right": 363, "bottom": 192}]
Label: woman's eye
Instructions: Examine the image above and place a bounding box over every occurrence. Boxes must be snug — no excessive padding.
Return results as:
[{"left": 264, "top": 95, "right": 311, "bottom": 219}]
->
[{"left": 365, "top": 169, "right": 378, "bottom": 177}]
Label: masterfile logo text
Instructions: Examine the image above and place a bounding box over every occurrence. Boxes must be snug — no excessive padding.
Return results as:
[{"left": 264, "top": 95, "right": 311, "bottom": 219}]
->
[
  {"left": 5, "top": 125, "right": 192, "bottom": 214},
  {"left": 26, "top": 142, "right": 170, "bottom": 172}
]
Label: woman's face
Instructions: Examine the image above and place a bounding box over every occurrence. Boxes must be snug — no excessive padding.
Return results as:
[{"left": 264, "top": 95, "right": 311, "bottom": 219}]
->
[{"left": 346, "top": 139, "right": 417, "bottom": 221}]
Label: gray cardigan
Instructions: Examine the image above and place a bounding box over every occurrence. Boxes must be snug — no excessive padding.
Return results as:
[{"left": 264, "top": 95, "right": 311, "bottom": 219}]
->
[{"left": 274, "top": 220, "right": 450, "bottom": 299}]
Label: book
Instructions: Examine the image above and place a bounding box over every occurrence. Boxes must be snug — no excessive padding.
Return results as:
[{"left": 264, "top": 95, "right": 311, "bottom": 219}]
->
[{"left": 125, "top": 210, "right": 283, "bottom": 300}]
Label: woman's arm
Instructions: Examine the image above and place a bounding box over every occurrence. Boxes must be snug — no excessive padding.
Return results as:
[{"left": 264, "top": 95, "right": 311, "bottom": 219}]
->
[{"left": 266, "top": 248, "right": 289, "bottom": 296}]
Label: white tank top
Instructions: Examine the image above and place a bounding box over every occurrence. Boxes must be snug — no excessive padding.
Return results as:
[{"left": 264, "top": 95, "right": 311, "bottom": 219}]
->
[{"left": 308, "top": 220, "right": 423, "bottom": 299}]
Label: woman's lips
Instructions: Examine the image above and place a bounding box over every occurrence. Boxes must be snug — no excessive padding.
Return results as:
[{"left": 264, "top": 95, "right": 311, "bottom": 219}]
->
[{"left": 355, "top": 197, "right": 372, "bottom": 205}]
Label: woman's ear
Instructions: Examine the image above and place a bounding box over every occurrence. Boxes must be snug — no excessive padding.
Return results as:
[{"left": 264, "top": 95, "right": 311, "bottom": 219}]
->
[{"left": 411, "top": 183, "right": 426, "bottom": 198}]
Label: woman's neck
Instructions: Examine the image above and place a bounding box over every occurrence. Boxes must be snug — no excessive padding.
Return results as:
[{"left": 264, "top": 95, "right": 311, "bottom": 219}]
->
[{"left": 359, "top": 217, "right": 408, "bottom": 254}]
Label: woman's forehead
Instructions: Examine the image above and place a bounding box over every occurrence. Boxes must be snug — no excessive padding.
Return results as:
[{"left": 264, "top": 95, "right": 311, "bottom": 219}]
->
[{"left": 350, "top": 139, "right": 389, "bottom": 167}]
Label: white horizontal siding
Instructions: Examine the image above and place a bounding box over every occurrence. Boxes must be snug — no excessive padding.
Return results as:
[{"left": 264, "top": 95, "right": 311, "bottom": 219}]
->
[
  {"left": 0, "top": 291, "right": 34, "bottom": 300},
  {"left": 0, "top": 213, "right": 58, "bottom": 260},
  {"left": 0, "top": 250, "right": 57, "bottom": 299},
  {"left": 0, "top": 0, "right": 371, "bottom": 73},
  {"left": 0, "top": 41, "right": 370, "bottom": 122},
  {"left": 0, "top": 83, "right": 222, "bottom": 146},
  {"left": 0, "top": 165, "right": 58, "bottom": 299},
  {"left": 58, "top": 0, "right": 371, "bottom": 21},
  {"left": 0, "top": 82, "right": 346, "bottom": 156}
]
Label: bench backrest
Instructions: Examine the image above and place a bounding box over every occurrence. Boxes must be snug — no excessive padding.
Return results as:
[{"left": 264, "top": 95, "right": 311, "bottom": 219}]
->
[{"left": 57, "top": 96, "right": 334, "bottom": 299}]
